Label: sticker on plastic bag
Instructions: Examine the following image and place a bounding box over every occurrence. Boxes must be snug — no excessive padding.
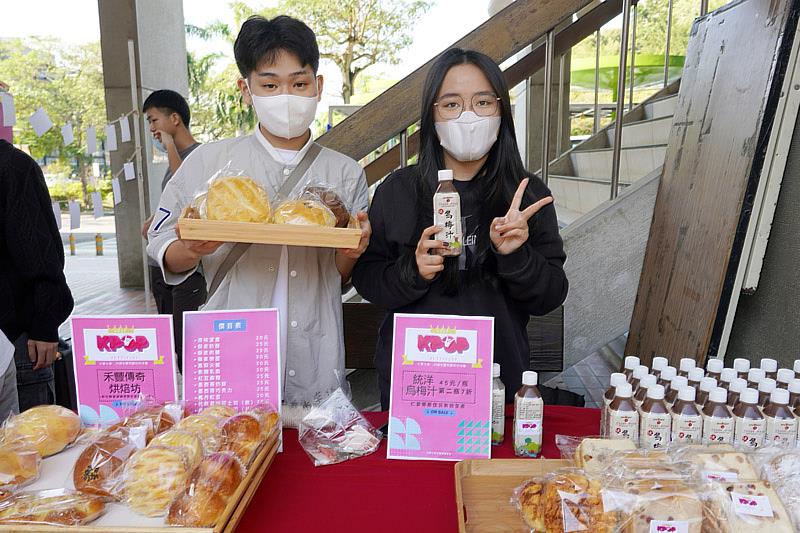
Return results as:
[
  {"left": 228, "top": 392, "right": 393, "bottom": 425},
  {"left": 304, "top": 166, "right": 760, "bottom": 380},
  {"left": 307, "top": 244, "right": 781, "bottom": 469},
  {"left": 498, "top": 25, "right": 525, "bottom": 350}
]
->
[
  {"left": 650, "top": 520, "right": 690, "bottom": 533},
  {"left": 557, "top": 490, "right": 588, "bottom": 532},
  {"left": 731, "top": 492, "right": 773, "bottom": 517},
  {"left": 702, "top": 469, "right": 738, "bottom": 482}
]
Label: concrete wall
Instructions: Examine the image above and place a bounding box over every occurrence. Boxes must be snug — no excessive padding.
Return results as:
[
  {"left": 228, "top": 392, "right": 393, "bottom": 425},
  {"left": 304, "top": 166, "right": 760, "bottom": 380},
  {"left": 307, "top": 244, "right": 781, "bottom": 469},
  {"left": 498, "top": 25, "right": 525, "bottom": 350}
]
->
[
  {"left": 98, "top": 0, "right": 188, "bottom": 287},
  {"left": 560, "top": 168, "right": 661, "bottom": 368},
  {"left": 726, "top": 115, "right": 800, "bottom": 367}
]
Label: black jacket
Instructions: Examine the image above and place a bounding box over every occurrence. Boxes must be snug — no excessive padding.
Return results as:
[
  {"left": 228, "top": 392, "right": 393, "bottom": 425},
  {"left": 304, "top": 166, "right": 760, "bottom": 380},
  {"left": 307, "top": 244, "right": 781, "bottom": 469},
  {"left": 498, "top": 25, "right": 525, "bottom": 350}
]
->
[
  {"left": 352, "top": 166, "right": 568, "bottom": 408},
  {"left": 0, "top": 140, "right": 73, "bottom": 342}
]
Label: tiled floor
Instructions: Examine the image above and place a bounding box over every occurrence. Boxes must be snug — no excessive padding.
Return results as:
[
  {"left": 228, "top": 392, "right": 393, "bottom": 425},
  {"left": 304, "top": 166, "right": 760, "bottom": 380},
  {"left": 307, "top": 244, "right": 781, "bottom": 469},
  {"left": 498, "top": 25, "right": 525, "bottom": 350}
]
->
[{"left": 545, "top": 351, "right": 617, "bottom": 408}]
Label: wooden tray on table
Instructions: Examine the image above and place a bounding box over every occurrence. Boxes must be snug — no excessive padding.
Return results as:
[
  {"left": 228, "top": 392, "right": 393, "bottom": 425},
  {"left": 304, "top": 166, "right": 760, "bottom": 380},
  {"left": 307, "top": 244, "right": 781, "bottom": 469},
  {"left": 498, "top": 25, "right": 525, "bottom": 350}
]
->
[
  {"left": 455, "top": 459, "right": 570, "bottom": 533},
  {"left": 178, "top": 218, "right": 361, "bottom": 249},
  {"left": 0, "top": 430, "right": 281, "bottom": 533}
]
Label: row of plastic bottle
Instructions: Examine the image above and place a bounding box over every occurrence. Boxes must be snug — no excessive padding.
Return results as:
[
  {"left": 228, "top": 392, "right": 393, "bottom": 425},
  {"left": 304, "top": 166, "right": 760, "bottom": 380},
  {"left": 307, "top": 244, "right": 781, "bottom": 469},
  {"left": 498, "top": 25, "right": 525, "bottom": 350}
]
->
[
  {"left": 491, "top": 364, "right": 544, "bottom": 458},
  {"left": 603, "top": 355, "right": 800, "bottom": 449}
]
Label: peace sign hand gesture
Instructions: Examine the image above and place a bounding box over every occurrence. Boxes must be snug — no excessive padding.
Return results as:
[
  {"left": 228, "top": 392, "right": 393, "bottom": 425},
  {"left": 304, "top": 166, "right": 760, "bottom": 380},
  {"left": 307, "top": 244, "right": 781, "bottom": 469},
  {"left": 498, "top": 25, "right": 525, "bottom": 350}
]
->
[{"left": 490, "top": 178, "right": 554, "bottom": 256}]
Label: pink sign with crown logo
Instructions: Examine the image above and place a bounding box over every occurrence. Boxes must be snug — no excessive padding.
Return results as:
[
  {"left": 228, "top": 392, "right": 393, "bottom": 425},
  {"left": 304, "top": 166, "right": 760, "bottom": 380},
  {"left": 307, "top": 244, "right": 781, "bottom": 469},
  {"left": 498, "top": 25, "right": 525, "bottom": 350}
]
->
[
  {"left": 70, "top": 315, "right": 178, "bottom": 426},
  {"left": 387, "top": 313, "right": 494, "bottom": 461}
]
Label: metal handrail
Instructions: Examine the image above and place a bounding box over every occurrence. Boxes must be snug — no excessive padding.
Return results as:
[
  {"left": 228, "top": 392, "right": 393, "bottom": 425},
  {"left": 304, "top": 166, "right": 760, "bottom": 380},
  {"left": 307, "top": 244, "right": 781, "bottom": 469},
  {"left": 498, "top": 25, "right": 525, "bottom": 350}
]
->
[
  {"left": 610, "top": 0, "right": 633, "bottom": 200},
  {"left": 542, "top": 30, "right": 555, "bottom": 185}
]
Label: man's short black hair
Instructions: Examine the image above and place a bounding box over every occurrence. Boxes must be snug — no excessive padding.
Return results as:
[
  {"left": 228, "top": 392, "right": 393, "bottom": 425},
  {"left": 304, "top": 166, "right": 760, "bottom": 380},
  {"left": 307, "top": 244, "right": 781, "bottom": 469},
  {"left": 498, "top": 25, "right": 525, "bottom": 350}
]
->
[
  {"left": 234, "top": 15, "right": 320, "bottom": 78},
  {"left": 142, "top": 89, "right": 191, "bottom": 128}
]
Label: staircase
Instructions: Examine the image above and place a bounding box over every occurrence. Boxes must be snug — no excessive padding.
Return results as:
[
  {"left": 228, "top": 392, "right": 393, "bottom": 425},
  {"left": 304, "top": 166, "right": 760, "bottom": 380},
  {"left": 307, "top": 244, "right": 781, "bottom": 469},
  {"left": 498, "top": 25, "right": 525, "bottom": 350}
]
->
[{"left": 548, "top": 82, "right": 680, "bottom": 225}]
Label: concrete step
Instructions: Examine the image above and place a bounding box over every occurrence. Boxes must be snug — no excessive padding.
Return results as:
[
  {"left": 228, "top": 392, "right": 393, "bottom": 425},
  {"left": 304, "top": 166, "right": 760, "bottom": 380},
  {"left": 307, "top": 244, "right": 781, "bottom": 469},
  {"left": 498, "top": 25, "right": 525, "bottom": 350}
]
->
[
  {"left": 644, "top": 94, "right": 678, "bottom": 120},
  {"left": 606, "top": 115, "right": 673, "bottom": 148},
  {"left": 550, "top": 175, "right": 630, "bottom": 217},
  {"left": 569, "top": 144, "right": 667, "bottom": 182}
]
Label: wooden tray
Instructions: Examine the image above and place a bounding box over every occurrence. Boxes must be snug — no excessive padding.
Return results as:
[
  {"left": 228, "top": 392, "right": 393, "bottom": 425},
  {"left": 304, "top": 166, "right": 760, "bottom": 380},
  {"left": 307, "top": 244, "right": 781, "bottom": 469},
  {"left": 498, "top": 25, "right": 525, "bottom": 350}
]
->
[
  {"left": 455, "top": 458, "right": 569, "bottom": 533},
  {"left": 0, "top": 431, "right": 281, "bottom": 533},
  {"left": 178, "top": 218, "right": 361, "bottom": 249}
]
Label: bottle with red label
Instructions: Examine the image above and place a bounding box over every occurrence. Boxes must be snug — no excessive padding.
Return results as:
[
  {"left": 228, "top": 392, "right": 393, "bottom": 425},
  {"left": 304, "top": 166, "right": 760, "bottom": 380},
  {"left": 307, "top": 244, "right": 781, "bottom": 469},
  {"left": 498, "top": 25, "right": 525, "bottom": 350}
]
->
[
  {"left": 763, "top": 388, "right": 797, "bottom": 447},
  {"left": 702, "top": 387, "right": 734, "bottom": 445},
  {"left": 733, "top": 388, "right": 766, "bottom": 449},
  {"left": 602, "top": 373, "right": 627, "bottom": 437},
  {"left": 607, "top": 382, "right": 639, "bottom": 443},
  {"left": 671, "top": 386, "right": 702, "bottom": 443},
  {"left": 513, "top": 371, "right": 543, "bottom": 457},
  {"left": 432, "top": 169, "right": 462, "bottom": 257},
  {"left": 640, "top": 384, "right": 671, "bottom": 449}
]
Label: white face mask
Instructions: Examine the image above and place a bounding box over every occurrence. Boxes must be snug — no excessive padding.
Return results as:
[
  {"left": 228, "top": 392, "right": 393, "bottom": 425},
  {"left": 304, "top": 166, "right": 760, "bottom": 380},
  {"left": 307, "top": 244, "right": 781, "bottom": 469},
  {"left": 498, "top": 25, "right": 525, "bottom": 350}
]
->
[
  {"left": 435, "top": 111, "right": 501, "bottom": 162},
  {"left": 246, "top": 80, "right": 319, "bottom": 139}
]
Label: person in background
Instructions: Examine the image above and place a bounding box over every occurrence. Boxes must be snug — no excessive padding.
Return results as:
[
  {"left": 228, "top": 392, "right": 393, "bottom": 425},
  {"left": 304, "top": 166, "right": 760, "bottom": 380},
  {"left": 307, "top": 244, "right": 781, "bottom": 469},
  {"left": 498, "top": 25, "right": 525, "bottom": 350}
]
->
[
  {"left": 0, "top": 139, "right": 74, "bottom": 413},
  {"left": 352, "top": 49, "right": 568, "bottom": 409},
  {"left": 147, "top": 16, "right": 371, "bottom": 426},
  {"left": 140, "top": 89, "right": 204, "bottom": 372}
]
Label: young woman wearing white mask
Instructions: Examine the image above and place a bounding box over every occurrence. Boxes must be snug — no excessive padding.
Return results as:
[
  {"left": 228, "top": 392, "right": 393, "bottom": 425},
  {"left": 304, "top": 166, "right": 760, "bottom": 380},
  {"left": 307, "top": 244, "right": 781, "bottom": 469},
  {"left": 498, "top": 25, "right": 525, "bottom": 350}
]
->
[
  {"left": 147, "top": 16, "right": 371, "bottom": 426},
  {"left": 353, "top": 48, "right": 568, "bottom": 409}
]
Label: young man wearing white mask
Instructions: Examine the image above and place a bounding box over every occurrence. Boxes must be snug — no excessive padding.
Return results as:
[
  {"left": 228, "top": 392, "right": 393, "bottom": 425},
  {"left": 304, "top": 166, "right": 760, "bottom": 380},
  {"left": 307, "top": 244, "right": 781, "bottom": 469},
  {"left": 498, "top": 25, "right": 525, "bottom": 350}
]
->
[
  {"left": 148, "top": 16, "right": 371, "bottom": 425},
  {"left": 352, "top": 49, "right": 568, "bottom": 409}
]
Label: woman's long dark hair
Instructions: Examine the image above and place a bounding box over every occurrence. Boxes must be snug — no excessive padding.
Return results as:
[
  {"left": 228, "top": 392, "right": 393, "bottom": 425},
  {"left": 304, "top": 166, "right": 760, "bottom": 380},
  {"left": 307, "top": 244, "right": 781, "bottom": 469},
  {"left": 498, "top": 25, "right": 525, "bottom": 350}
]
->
[{"left": 401, "top": 47, "right": 535, "bottom": 295}]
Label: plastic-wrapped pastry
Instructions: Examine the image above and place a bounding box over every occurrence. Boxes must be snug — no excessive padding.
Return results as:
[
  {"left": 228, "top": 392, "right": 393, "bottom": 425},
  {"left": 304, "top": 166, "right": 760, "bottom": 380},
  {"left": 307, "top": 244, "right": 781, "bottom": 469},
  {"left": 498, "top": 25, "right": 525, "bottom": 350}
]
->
[
  {"left": 304, "top": 187, "right": 350, "bottom": 228},
  {"left": 176, "top": 414, "right": 225, "bottom": 452},
  {"left": 123, "top": 446, "right": 191, "bottom": 517},
  {"left": 73, "top": 431, "right": 137, "bottom": 498},
  {"left": 272, "top": 198, "right": 336, "bottom": 227},
  {"left": 0, "top": 489, "right": 105, "bottom": 526},
  {"left": 201, "top": 405, "right": 237, "bottom": 419},
  {"left": 249, "top": 404, "right": 281, "bottom": 438},
  {"left": 206, "top": 176, "right": 271, "bottom": 223},
  {"left": 149, "top": 429, "right": 203, "bottom": 468},
  {"left": 0, "top": 444, "right": 40, "bottom": 489},
  {"left": 3, "top": 405, "right": 80, "bottom": 457},
  {"left": 221, "top": 414, "right": 263, "bottom": 467},
  {"left": 167, "top": 452, "right": 244, "bottom": 527},
  {"left": 110, "top": 406, "right": 175, "bottom": 442}
]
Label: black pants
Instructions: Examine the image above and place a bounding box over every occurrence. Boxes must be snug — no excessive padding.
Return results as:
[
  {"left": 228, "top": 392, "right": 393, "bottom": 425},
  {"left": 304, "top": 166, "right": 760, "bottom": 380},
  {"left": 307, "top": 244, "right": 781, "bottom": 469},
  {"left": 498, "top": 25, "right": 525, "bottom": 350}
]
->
[
  {"left": 150, "top": 266, "right": 207, "bottom": 372},
  {"left": 14, "top": 334, "right": 55, "bottom": 412}
]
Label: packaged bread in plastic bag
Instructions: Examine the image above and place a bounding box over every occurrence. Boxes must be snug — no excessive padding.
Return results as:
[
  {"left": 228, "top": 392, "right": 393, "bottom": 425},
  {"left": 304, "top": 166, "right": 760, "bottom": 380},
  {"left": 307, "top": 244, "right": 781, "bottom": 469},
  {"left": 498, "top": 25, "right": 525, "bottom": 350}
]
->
[
  {"left": 0, "top": 488, "right": 105, "bottom": 526},
  {"left": 512, "top": 469, "right": 622, "bottom": 532},
  {"left": 176, "top": 413, "right": 226, "bottom": 453},
  {"left": 555, "top": 435, "right": 636, "bottom": 475},
  {"left": 187, "top": 163, "right": 271, "bottom": 223},
  {"left": 298, "top": 388, "right": 381, "bottom": 466},
  {"left": 109, "top": 399, "right": 181, "bottom": 443},
  {"left": 148, "top": 429, "right": 204, "bottom": 469},
  {"left": 72, "top": 427, "right": 141, "bottom": 499},
  {"left": 757, "top": 448, "right": 800, "bottom": 528},
  {"left": 167, "top": 451, "right": 245, "bottom": 527},
  {"left": 0, "top": 442, "right": 40, "bottom": 491},
  {"left": 122, "top": 445, "right": 192, "bottom": 517},
  {"left": 221, "top": 404, "right": 280, "bottom": 468},
  {"left": 705, "top": 480, "right": 794, "bottom": 532},
  {"left": 2, "top": 405, "right": 81, "bottom": 457},
  {"left": 670, "top": 444, "right": 760, "bottom": 483}
]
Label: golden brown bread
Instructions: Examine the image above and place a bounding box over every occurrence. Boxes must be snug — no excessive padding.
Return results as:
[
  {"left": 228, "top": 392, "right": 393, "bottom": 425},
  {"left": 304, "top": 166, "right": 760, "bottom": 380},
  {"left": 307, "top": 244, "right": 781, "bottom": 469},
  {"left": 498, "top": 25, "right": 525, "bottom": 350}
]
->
[
  {"left": 109, "top": 406, "right": 175, "bottom": 442},
  {"left": 201, "top": 404, "right": 237, "bottom": 419},
  {"left": 304, "top": 187, "right": 350, "bottom": 228},
  {"left": 73, "top": 433, "right": 135, "bottom": 498},
  {"left": 3, "top": 405, "right": 80, "bottom": 457},
  {"left": 123, "top": 446, "right": 191, "bottom": 517},
  {"left": 0, "top": 444, "right": 40, "bottom": 489},
  {"left": 272, "top": 198, "right": 336, "bottom": 227},
  {"left": 206, "top": 176, "right": 271, "bottom": 222},
  {"left": 0, "top": 491, "right": 105, "bottom": 526},
  {"left": 149, "top": 429, "right": 203, "bottom": 468},
  {"left": 221, "top": 414, "right": 263, "bottom": 466},
  {"left": 176, "top": 414, "right": 225, "bottom": 452}
]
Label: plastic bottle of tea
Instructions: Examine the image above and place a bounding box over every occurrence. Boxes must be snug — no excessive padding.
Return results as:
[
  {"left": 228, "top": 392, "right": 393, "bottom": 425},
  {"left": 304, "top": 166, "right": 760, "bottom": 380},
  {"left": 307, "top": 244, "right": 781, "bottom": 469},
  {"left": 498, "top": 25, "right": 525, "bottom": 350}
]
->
[
  {"left": 513, "top": 371, "right": 543, "bottom": 457},
  {"left": 433, "top": 169, "right": 462, "bottom": 257},
  {"left": 607, "top": 382, "right": 639, "bottom": 443},
  {"left": 671, "top": 386, "right": 702, "bottom": 444},
  {"left": 491, "top": 363, "right": 505, "bottom": 446},
  {"left": 702, "top": 387, "right": 734, "bottom": 445}
]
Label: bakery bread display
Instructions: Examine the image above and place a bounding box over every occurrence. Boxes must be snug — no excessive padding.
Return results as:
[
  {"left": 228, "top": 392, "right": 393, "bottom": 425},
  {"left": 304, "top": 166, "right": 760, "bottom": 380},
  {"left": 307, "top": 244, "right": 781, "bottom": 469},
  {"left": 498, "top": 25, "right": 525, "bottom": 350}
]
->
[
  {"left": 304, "top": 187, "right": 350, "bottom": 228},
  {"left": 574, "top": 437, "right": 636, "bottom": 474},
  {"left": 686, "top": 451, "right": 759, "bottom": 481},
  {"left": 3, "top": 405, "right": 80, "bottom": 457},
  {"left": 201, "top": 404, "right": 237, "bottom": 419},
  {"left": 272, "top": 198, "right": 337, "bottom": 227},
  {"left": 176, "top": 414, "right": 225, "bottom": 452},
  {"left": 167, "top": 451, "right": 244, "bottom": 527},
  {"left": 221, "top": 413, "right": 264, "bottom": 467},
  {"left": 712, "top": 481, "right": 794, "bottom": 531},
  {"left": 620, "top": 479, "right": 704, "bottom": 533},
  {"left": 110, "top": 406, "right": 176, "bottom": 442},
  {"left": 149, "top": 429, "right": 203, "bottom": 469},
  {"left": 0, "top": 444, "right": 40, "bottom": 489},
  {"left": 206, "top": 175, "right": 271, "bottom": 223},
  {"left": 0, "top": 489, "right": 105, "bottom": 526},
  {"left": 73, "top": 432, "right": 136, "bottom": 498},
  {"left": 123, "top": 446, "right": 191, "bottom": 517}
]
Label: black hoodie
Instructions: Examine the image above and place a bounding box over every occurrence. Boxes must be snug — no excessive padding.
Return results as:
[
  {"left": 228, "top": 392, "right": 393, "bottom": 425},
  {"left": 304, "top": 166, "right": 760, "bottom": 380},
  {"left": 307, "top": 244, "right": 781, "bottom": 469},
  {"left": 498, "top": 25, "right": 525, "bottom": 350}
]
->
[{"left": 352, "top": 165, "right": 568, "bottom": 408}]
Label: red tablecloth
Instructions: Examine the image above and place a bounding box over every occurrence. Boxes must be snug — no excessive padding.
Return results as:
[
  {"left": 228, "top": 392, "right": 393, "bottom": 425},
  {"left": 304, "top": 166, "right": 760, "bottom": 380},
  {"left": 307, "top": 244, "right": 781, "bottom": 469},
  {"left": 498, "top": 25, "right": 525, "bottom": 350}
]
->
[{"left": 236, "top": 406, "right": 599, "bottom": 532}]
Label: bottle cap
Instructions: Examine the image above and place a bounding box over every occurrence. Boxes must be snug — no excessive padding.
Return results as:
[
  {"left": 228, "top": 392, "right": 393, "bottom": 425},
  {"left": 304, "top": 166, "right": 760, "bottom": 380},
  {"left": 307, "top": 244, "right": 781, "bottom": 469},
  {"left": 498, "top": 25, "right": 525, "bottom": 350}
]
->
[
  {"left": 720, "top": 368, "right": 738, "bottom": 384},
  {"left": 640, "top": 375, "right": 657, "bottom": 390},
  {"left": 739, "top": 388, "right": 759, "bottom": 405},
  {"left": 437, "top": 169, "right": 454, "bottom": 181},
  {"left": 758, "top": 378, "right": 777, "bottom": 394},
  {"left": 609, "top": 373, "right": 627, "bottom": 389},
  {"left": 632, "top": 365, "right": 649, "bottom": 380},
  {"left": 670, "top": 376, "right": 689, "bottom": 391},
  {"left": 677, "top": 386, "right": 696, "bottom": 402},
  {"left": 729, "top": 378, "right": 748, "bottom": 393},
  {"left": 624, "top": 356, "right": 640, "bottom": 371},
  {"left": 777, "top": 368, "right": 794, "bottom": 385},
  {"left": 788, "top": 379, "right": 800, "bottom": 394},
  {"left": 647, "top": 384, "right": 665, "bottom": 400},
  {"left": 660, "top": 366, "right": 677, "bottom": 382},
  {"left": 679, "top": 358, "right": 696, "bottom": 372},
  {"left": 709, "top": 387, "right": 727, "bottom": 404},
  {"left": 747, "top": 368, "right": 766, "bottom": 383},
  {"left": 652, "top": 357, "right": 669, "bottom": 372},
  {"left": 615, "top": 382, "right": 633, "bottom": 398},
  {"left": 699, "top": 377, "right": 718, "bottom": 392},
  {"left": 688, "top": 367, "right": 705, "bottom": 383},
  {"left": 794, "top": 360, "right": 800, "bottom": 374},
  {"left": 733, "top": 358, "right": 751, "bottom": 373},
  {"left": 522, "top": 371, "right": 538, "bottom": 386},
  {"left": 760, "top": 358, "right": 778, "bottom": 373},
  {"left": 492, "top": 363, "right": 501, "bottom": 378},
  {"left": 770, "top": 388, "right": 790, "bottom": 405},
  {"left": 706, "top": 358, "right": 724, "bottom": 374}
]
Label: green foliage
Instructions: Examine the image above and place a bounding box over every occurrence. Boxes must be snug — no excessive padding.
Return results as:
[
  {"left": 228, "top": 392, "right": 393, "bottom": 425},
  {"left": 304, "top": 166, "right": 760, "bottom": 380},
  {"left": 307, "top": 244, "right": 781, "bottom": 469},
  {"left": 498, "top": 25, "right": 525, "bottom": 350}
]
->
[{"left": 48, "top": 178, "right": 112, "bottom": 207}]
